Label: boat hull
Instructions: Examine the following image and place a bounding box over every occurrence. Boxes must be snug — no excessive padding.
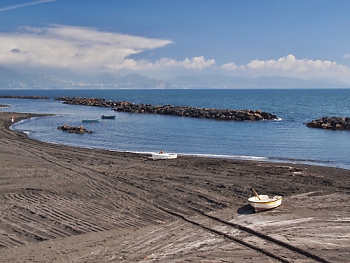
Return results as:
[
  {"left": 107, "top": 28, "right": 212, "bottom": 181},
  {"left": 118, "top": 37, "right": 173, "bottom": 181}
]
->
[
  {"left": 150, "top": 153, "right": 177, "bottom": 160},
  {"left": 101, "top": 115, "right": 115, "bottom": 119},
  {"left": 82, "top": 119, "right": 100, "bottom": 123},
  {"left": 248, "top": 195, "right": 282, "bottom": 212}
]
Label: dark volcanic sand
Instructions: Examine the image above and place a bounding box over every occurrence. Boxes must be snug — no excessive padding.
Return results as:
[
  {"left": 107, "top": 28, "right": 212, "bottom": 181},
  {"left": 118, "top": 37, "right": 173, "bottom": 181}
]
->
[{"left": 0, "top": 112, "right": 349, "bottom": 262}]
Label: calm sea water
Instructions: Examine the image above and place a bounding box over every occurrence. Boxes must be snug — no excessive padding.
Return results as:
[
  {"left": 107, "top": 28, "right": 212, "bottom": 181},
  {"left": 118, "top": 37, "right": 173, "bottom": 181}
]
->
[{"left": 1, "top": 89, "right": 350, "bottom": 170}]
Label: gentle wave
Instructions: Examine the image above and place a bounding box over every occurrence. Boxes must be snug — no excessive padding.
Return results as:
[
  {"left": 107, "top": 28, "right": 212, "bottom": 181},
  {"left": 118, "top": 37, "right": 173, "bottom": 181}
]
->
[
  {"left": 134, "top": 151, "right": 269, "bottom": 160},
  {"left": 182, "top": 153, "right": 269, "bottom": 160}
]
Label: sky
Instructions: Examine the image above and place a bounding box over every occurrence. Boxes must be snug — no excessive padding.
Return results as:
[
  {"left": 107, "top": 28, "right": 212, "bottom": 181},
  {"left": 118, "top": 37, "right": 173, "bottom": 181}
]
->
[{"left": 1, "top": 0, "right": 350, "bottom": 82}]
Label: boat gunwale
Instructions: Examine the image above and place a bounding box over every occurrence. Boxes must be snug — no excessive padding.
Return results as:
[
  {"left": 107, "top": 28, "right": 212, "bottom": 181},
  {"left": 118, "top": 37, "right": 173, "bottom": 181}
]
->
[{"left": 248, "top": 195, "right": 282, "bottom": 204}]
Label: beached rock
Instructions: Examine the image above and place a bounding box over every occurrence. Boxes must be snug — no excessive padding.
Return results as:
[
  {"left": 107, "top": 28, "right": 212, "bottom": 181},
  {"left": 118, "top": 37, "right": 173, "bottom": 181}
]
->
[
  {"left": 306, "top": 116, "right": 350, "bottom": 130},
  {"left": 54, "top": 97, "right": 278, "bottom": 121}
]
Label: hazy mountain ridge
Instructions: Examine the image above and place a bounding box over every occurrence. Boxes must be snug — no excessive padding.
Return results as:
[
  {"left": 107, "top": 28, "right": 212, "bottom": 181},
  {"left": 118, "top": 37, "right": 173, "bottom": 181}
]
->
[
  {"left": 0, "top": 66, "right": 38, "bottom": 88},
  {"left": 168, "top": 74, "right": 350, "bottom": 88},
  {"left": 0, "top": 66, "right": 349, "bottom": 89}
]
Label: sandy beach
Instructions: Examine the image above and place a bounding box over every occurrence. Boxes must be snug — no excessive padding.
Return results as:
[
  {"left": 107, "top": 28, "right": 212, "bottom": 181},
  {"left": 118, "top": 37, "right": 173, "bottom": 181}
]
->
[{"left": 0, "top": 112, "right": 349, "bottom": 262}]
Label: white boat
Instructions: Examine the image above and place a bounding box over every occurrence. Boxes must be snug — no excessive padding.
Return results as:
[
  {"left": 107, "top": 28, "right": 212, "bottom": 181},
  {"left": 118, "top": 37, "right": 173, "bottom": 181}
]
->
[
  {"left": 248, "top": 194, "right": 282, "bottom": 212},
  {"left": 150, "top": 152, "right": 177, "bottom": 160}
]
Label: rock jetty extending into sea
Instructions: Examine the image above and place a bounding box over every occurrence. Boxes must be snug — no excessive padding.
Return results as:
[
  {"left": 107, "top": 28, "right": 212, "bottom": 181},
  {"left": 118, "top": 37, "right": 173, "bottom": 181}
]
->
[
  {"left": 57, "top": 124, "right": 93, "bottom": 134},
  {"left": 54, "top": 97, "right": 278, "bottom": 121},
  {"left": 0, "top": 95, "right": 49, "bottom": 100},
  {"left": 306, "top": 116, "right": 350, "bottom": 130}
]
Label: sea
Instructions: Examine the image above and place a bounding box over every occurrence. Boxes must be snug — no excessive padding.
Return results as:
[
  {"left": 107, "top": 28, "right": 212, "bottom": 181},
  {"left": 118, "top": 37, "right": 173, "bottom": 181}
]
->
[{"left": 1, "top": 89, "right": 350, "bottom": 170}]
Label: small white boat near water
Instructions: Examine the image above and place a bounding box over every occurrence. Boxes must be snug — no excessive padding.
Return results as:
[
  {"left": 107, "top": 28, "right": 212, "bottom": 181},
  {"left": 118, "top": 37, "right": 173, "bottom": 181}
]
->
[
  {"left": 150, "top": 152, "right": 177, "bottom": 160},
  {"left": 248, "top": 189, "right": 282, "bottom": 212}
]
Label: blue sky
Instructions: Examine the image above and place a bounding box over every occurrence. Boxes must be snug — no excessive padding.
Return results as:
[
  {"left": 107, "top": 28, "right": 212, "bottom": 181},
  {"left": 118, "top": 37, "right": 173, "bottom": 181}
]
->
[{"left": 1, "top": 0, "right": 350, "bottom": 82}]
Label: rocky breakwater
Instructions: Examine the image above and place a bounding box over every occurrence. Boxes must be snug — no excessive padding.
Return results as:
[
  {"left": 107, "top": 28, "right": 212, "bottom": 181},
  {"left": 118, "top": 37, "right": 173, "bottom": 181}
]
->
[
  {"left": 58, "top": 124, "right": 93, "bottom": 134},
  {"left": 55, "top": 97, "right": 278, "bottom": 121},
  {"left": 0, "top": 95, "right": 49, "bottom": 99},
  {"left": 306, "top": 116, "right": 350, "bottom": 130},
  {"left": 55, "top": 97, "right": 112, "bottom": 107}
]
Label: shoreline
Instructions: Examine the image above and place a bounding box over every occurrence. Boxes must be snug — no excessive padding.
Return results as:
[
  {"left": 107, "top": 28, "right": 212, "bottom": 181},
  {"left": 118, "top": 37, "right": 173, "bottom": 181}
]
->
[
  {"left": 0, "top": 112, "right": 349, "bottom": 262},
  {"left": 9, "top": 111, "right": 350, "bottom": 171}
]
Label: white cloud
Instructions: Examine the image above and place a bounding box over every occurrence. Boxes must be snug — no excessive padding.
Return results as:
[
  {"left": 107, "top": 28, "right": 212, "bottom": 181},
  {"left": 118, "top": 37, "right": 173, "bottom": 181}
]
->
[
  {"left": 0, "top": 25, "right": 173, "bottom": 71},
  {"left": 221, "top": 62, "right": 237, "bottom": 70},
  {"left": 0, "top": 25, "right": 216, "bottom": 73},
  {"left": 1, "top": 25, "right": 349, "bottom": 81},
  {"left": 245, "top": 54, "right": 344, "bottom": 73},
  {"left": 343, "top": 54, "right": 350, "bottom": 59},
  {"left": 0, "top": 0, "right": 55, "bottom": 12},
  {"left": 155, "top": 56, "right": 215, "bottom": 70},
  {"left": 222, "top": 54, "right": 350, "bottom": 81}
]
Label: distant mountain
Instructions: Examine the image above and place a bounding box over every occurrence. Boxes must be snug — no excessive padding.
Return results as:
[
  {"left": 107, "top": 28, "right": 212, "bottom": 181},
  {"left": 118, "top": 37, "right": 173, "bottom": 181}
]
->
[
  {"left": 168, "top": 74, "right": 350, "bottom": 88},
  {"left": 0, "top": 66, "right": 38, "bottom": 88},
  {"left": 91, "top": 73, "right": 122, "bottom": 84},
  {"left": 107, "top": 73, "right": 170, "bottom": 89},
  {"left": 0, "top": 66, "right": 169, "bottom": 89},
  {"left": 0, "top": 66, "right": 349, "bottom": 89}
]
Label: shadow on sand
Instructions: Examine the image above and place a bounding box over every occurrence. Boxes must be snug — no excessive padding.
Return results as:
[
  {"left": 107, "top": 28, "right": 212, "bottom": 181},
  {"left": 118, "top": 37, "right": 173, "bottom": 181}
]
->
[{"left": 237, "top": 204, "right": 255, "bottom": 215}]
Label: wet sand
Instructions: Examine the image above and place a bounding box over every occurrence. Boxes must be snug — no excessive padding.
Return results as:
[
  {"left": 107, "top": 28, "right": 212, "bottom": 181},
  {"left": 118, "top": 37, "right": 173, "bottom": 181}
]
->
[{"left": 0, "top": 112, "right": 349, "bottom": 262}]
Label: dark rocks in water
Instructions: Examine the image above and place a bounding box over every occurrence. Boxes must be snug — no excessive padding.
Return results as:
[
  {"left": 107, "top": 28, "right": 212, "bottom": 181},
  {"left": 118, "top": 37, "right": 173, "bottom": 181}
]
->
[
  {"left": 54, "top": 97, "right": 278, "bottom": 121},
  {"left": 58, "top": 124, "right": 93, "bottom": 134},
  {"left": 306, "top": 117, "right": 350, "bottom": 130},
  {"left": 55, "top": 97, "right": 112, "bottom": 107},
  {"left": 0, "top": 95, "right": 49, "bottom": 100}
]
